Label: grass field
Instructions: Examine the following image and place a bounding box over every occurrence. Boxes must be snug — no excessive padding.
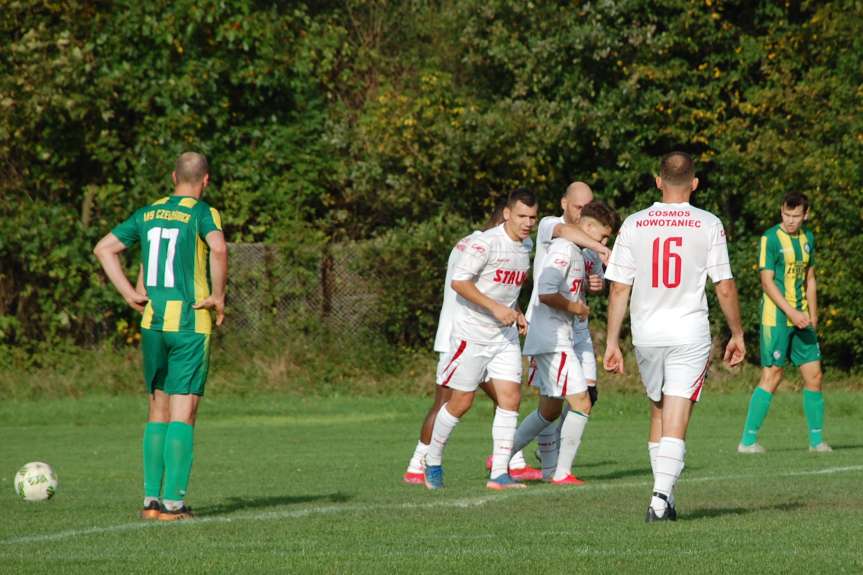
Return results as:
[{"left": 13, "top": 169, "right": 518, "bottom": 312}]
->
[{"left": 1, "top": 389, "right": 861, "bottom": 574}]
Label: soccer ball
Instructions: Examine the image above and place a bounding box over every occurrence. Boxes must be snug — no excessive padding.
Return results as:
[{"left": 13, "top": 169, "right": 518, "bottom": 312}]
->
[{"left": 14, "top": 462, "right": 58, "bottom": 501}]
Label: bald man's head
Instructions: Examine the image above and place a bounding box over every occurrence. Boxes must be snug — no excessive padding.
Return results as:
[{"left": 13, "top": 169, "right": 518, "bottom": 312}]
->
[
  {"left": 561, "top": 181, "right": 594, "bottom": 224},
  {"left": 174, "top": 152, "right": 209, "bottom": 185}
]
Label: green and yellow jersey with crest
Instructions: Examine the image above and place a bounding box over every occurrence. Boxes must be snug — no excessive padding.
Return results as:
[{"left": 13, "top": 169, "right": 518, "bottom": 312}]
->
[
  {"left": 112, "top": 195, "right": 222, "bottom": 334},
  {"left": 758, "top": 223, "right": 814, "bottom": 327}
]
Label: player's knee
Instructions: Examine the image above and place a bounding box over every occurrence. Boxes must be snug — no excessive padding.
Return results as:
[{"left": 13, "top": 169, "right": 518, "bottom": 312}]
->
[
  {"left": 804, "top": 369, "right": 823, "bottom": 390},
  {"left": 568, "top": 393, "right": 591, "bottom": 415},
  {"left": 760, "top": 368, "right": 782, "bottom": 391},
  {"left": 447, "top": 392, "right": 474, "bottom": 416},
  {"left": 539, "top": 402, "right": 562, "bottom": 421}
]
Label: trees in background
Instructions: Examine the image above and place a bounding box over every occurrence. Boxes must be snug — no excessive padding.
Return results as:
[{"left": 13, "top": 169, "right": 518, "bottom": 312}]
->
[{"left": 1, "top": 1, "right": 860, "bottom": 367}]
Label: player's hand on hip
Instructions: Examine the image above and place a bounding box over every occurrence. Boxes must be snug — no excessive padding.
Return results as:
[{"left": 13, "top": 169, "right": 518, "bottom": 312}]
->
[
  {"left": 124, "top": 292, "right": 149, "bottom": 313},
  {"left": 193, "top": 295, "right": 226, "bottom": 326},
  {"left": 789, "top": 309, "right": 810, "bottom": 330},
  {"left": 492, "top": 304, "right": 518, "bottom": 327},
  {"left": 723, "top": 335, "right": 746, "bottom": 367},
  {"left": 588, "top": 274, "right": 603, "bottom": 292},
  {"left": 516, "top": 311, "right": 528, "bottom": 336},
  {"left": 603, "top": 345, "right": 624, "bottom": 374}
]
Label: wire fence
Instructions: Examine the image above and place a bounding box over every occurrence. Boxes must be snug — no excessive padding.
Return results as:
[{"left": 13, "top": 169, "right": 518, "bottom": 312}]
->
[{"left": 226, "top": 242, "right": 379, "bottom": 339}]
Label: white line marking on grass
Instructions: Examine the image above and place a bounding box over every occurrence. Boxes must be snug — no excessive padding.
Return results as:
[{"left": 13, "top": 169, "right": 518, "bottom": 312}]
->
[{"left": 3, "top": 464, "right": 861, "bottom": 546}]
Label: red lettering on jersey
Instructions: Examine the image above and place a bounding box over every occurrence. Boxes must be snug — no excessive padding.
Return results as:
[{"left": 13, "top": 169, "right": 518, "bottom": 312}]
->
[
  {"left": 585, "top": 260, "right": 594, "bottom": 274},
  {"left": 570, "top": 278, "right": 583, "bottom": 294},
  {"left": 493, "top": 270, "right": 528, "bottom": 285},
  {"left": 636, "top": 218, "right": 702, "bottom": 228}
]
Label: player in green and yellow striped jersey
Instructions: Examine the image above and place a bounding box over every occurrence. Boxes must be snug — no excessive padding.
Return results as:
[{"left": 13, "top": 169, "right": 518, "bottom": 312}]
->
[
  {"left": 94, "top": 152, "right": 228, "bottom": 520},
  {"left": 738, "top": 192, "right": 830, "bottom": 454}
]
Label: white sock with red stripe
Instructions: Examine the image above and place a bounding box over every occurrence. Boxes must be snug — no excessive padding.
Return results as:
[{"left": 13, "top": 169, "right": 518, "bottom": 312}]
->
[
  {"left": 650, "top": 437, "right": 685, "bottom": 516},
  {"left": 553, "top": 410, "right": 588, "bottom": 481},
  {"left": 537, "top": 424, "right": 558, "bottom": 481},
  {"left": 490, "top": 407, "right": 519, "bottom": 479},
  {"left": 406, "top": 441, "right": 429, "bottom": 474},
  {"left": 511, "top": 409, "right": 552, "bottom": 459},
  {"left": 648, "top": 441, "right": 677, "bottom": 508},
  {"left": 425, "top": 405, "right": 460, "bottom": 467}
]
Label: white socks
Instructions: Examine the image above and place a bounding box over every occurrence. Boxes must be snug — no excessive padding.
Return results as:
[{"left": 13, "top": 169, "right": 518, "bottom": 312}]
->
[
  {"left": 650, "top": 437, "right": 685, "bottom": 516},
  {"left": 510, "top": 449, "right": 528, "bottom": 469},
  {"left": 426, "top": 404, "right": 460, "bottom": 467},
  {"left": 163, "top": 499, "right": 184, "bottom": 511},
  {"left": 490, "top": 407, "right": 519, "bottom": 479},
  {"left": 554, "top": 410, "right": 589, "bottom": 481},
  {"left": 407, "top": 441, "right": 429, "bottom": 473}
]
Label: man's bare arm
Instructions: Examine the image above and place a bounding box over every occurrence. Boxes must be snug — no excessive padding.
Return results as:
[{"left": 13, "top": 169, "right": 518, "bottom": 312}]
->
[
  {"left": 452, "top": 279, "right": 518, "bottom": 326},
  {"left": 805, "top": 267, "right": 818, "bottom": 329},
  {"left": 94, "top": 234, "right": 149, "bottom": 312},
  {"left": 552, "top": 223, "right": 611, "bottom": 264},
  {"left": 603, "top": 281, "right": 631, "bottom": 374},
  {"left": 538, "top": 293, "right": 588, "bottom": 319},
  {"left": 135, "top": 265, "right": 146, "bottom": 297},
  {"left": 714, "top": 278, "right": 746, "bottom": 366}
]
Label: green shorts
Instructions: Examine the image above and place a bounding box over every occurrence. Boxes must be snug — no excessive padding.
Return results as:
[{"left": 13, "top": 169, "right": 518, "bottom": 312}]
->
[
  {"left": 760, "top": 323, "right": 821, "bottom": 368},
  {"left": 141, "top": 328, "right": 210, "bottom": 396}
]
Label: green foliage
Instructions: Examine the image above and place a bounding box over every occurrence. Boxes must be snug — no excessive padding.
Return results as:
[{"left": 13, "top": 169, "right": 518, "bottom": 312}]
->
[
  {"left": 351, "top": 213, "right": 472, "bottom": 347},
  {"left": 2, "top": 1, "right": 862, "bottom": 367}
]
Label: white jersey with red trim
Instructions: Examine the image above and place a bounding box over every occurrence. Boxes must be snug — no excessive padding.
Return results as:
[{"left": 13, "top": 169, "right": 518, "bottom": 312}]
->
[
  {"left": 433, "top": 231, "right": 482, "bottom": 353},
  {"left": 604, "top": 202, "right": 733, "bottom": 347},
  {"left": 526, "top": 215, "right": 564, "bottom": 323},
  {"left": 523, "top": 238, "right": 586, "bottom": 355},
  {"left": 451, "top": 224, "right": 532, "bottom": 345},
  {"left": 573, "top": 247, "right": 604, "bottom": 336}
]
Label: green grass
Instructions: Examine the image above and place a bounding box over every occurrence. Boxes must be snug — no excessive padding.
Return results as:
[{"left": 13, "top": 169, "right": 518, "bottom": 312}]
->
[{"left": 1, "top": 390, "right": 861, "bottom": 574}]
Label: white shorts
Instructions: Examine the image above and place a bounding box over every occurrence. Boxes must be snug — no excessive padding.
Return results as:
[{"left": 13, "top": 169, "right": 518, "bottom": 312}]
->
[
  {"left": 634, "top": 342, "right": 712, "bottom": 403},
  {"left": 440, "top": 338, "right": 522, "bottom": 392},
  {"left": 527, "top": 351, "right": 587, "bottom": 398},
  {"left": 572, "top": 331, "right": 597, "bottom": 382}
]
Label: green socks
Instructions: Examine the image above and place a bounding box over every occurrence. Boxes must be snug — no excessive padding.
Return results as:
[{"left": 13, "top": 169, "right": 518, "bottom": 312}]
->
[
  {"left": 741, "top": 387, "right": 773, "bottom": 446},
  {"left": 143, "top": 422, "right": 168, "bottom": 498},
  {"left": 163, "top": 422, "right": 195, "bottom": 502},
  {"left": 803, "top": 389, "right": 825, "bottom": 447}
]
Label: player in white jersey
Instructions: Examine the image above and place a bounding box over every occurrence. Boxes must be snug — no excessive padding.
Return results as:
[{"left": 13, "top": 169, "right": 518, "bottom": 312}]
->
[
  {"left": 424, "top": 189, "right": 537, "bottom": 490},
  {"left": 521, "top": 182, "right": 614, "bottom": 473},
  {"left": 527, "top": 183, "right": 607, "bottom": 394},
  {"left": 603, "top": 152, "right": 745, "bottom": 522},
  {"left": 402, "top": 208, "right": 541, "bottom": 484},
  {"left": 515, "top": 202, "right": 619, "bottom": 484}
]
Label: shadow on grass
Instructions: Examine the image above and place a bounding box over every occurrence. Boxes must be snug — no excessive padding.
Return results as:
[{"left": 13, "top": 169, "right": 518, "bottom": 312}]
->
[
  {"left": 584, "top": 467, "right": 651, "bottom": 481},
  {"left": 824, "top": 443, "right": 863, "bottom": 451},
  {"left": 761, "top": 443, "right": 863, "bottom": 453},
  {"left": 682, "top": 500, "right": 803, "bottom": 521},
  {"left": 195, "top": 492, "right": 352, "bottom": 517}
]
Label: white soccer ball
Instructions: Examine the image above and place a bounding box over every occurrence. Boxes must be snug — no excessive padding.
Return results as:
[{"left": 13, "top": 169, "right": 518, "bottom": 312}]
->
[{"left": 14, "top": 462, "right": 58, "bottom": 501}]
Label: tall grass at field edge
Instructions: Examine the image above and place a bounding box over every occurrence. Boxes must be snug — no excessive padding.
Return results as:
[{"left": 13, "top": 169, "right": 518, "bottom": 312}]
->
[{"left": 1, "top": 330, "right": 860, "bottom": 399}]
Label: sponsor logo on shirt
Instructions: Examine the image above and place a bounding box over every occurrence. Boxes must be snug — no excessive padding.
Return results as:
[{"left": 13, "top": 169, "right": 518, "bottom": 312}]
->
[{"left": 493, "top": 270, "right": 527, "bottom": 285}]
